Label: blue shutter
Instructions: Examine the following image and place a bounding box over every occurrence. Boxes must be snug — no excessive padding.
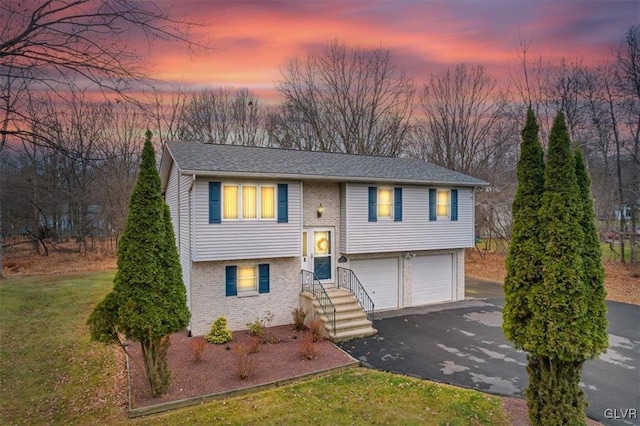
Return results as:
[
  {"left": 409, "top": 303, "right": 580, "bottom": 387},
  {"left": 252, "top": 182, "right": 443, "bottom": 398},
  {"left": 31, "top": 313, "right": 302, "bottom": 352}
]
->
[
  {"left": 209, "top": 182, "right": 221, "bottom": 224},
  {"left": 368, "top": 187, "right": 377, "bottom": 222},
  {"left": 394, "top": 187, "right": 402, "bottom": 222},
  {"left": 225, "top": 266, "right": 237, "bottom": 296},
  {"left": 277, "top": 184, "right": 288, "bottom": 223},
  {"left": 429, "top": 188, "right": 436, "bottom": 221},
  {"left": 451, "top": 189, "right": 458, "bottom": 221},
  {"left": 258, "top": 264, "right": 270, "bottom": 294}
]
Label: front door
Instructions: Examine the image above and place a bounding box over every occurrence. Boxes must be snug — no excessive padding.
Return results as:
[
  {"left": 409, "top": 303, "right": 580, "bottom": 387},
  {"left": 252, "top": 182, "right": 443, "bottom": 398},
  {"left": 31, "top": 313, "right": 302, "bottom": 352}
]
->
[{"left": 301, "top": 228, "right": 333, "bottom": 282}]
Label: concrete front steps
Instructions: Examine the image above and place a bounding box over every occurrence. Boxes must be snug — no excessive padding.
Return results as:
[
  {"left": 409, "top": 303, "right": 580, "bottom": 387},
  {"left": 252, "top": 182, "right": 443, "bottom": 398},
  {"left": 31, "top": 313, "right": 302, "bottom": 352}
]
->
[{"left": 302, "top": 288, "right": 377, "bottom": 343}]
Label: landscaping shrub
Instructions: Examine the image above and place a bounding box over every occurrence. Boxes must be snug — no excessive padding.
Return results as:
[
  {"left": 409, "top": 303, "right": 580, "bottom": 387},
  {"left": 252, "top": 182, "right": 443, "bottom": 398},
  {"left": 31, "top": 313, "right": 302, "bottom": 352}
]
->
[
  {"left": 233, "top": 344, "right": 256, "bottom": 380},
  {"left": 189, "top": 337, "right": 208, "bottom": 363},
  {"left": 297, "top": 335, "right": 317, "bottom": 360},
  {"left": 309, "top": 318, "right": 324, "bottom": 342},
  {"left": 247, "top": 335, "right": 261, "bottom": 354},
  {"left": 206, "top": 316, "right": 233, "bottom": 344},
  {"left": 291, "top": 307, "right": 306, "bottom": 331},
  {"left": 246, "top": 318, "right": 264, "bottom": 337},
  {"left": 246, "top": 311, "right": 273, "bottom": 338}
]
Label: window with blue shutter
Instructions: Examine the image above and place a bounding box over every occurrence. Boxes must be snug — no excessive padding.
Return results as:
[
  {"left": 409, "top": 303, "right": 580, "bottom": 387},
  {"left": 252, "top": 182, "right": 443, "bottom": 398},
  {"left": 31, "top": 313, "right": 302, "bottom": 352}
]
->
[
  {"left": 394, "top": 187, "right": 402, "bottom": 222},
  {"left": 428, "top": 188, "right": 436, "bottom": 221},
  {"left": 368, "top": 187, "right": 377, "bottom": 222},
  {"left": 258, "top": 264, "right": 270, "bottom": 294},
  {"left": 451, "top": 189, "right": 458, "bottom": 221},
  {"left": 209, "top": 182, "right": 221, "bottom": 224},
  {"left": 225, "top": 265, "right": 237, "bottom": 296},
  {"left": 277, "top": 184, "right": 288, "bottom": 223}
]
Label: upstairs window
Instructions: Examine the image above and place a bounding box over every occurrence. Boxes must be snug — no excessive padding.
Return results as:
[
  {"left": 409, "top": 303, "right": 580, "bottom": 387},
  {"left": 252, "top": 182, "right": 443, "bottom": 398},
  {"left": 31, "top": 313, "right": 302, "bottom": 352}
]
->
[
  {"left": 377, "top": 188, "right": 393, "bottom": 219},
  {"left": 429, "top": 188, "right": 458, "bottom": 221},
  {"left": 222, "top": 184, "right": 276, "bottom": 220},
  {"left": 437, "top": 190, "right": 450, "bottom": 218}
]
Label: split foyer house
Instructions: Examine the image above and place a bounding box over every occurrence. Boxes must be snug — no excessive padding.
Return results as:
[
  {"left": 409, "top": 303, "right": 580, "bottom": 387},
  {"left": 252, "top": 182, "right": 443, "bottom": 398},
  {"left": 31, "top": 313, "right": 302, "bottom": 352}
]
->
[{"left": 160, "top": 142, "right": 488, "bottom": 341}]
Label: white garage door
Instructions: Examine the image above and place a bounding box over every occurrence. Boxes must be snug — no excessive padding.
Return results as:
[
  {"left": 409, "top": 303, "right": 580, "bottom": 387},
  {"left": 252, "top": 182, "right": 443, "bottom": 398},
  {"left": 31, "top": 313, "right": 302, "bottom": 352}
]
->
[
  {"left": 412, "top": 254, "right": 454, "bottom": 305},
  {"left": 349, "top": 258, "right": 399, "bottom": 310}
]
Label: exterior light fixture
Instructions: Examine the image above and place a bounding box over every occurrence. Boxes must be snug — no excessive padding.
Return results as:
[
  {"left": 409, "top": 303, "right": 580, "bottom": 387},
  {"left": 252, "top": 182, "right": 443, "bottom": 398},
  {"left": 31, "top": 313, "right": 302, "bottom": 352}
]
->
[{"left": 317, "top": 204, "right": 324, "bottom": 218}]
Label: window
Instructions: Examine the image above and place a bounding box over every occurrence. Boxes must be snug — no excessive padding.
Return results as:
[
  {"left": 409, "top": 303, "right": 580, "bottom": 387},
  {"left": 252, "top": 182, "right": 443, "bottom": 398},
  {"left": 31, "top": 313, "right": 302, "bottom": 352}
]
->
[
  {"left": 222, "top": 184, "right": 276, "bottom": 220},
  {"left": 261, "top": 186, "right": 275, "bottom": 219},
  {"left": 437, "top": 190, "right": 450, "bottom": 218},
  {"left": 377, "top": 188, "right": 393, "bottom": 219},
  {"left": 237, "top": 266, "right": 257, "bottom": 292},
  {"left": 429, "top": 188, "right": 458, "bottom": 222},
  {"left": 223, "top": 185, "right": 238, "bottom": 219},
  {"left": 225, "top": 264, "right": 270, "bottom": 296},
  {"left": 368, "top": 186, "right": 402, "bottom": 222}
]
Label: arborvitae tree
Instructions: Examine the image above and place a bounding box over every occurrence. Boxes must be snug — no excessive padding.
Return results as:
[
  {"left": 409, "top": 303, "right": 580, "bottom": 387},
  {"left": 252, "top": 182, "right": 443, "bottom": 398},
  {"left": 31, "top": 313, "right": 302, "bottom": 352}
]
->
[
  {"left": 527, "top": 112, "right": 589, "bottom": 425},
  {"left": 503, "top": 108, "right": 545, "bottom": 348},
  {"left": 88, "top": 130, "right": 190, "bottom": 397},
  {"left": 574, "top": 150, "right": 608, "bottom": 357}
]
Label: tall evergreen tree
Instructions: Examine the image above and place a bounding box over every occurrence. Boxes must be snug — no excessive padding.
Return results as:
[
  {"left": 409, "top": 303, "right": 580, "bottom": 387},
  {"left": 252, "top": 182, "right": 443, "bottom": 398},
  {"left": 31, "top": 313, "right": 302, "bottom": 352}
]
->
[
  {"left": 503, "top": 108, "right": 545, "bottom": 347},
  {"left": 526, "top": 112, "right": 589, "bottom": 425},
  {"left": 574, "top": 150, "right": 608, "bottom": 357},
  {"left": 88, "top": 130, "right": 190, "bottom": 397}
]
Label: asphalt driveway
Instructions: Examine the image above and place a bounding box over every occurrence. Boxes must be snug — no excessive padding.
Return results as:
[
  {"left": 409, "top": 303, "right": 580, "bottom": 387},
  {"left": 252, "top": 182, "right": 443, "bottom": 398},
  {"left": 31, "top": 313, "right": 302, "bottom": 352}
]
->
[{"left": 338, "top": 279, "right": 640, "bottom": 425}]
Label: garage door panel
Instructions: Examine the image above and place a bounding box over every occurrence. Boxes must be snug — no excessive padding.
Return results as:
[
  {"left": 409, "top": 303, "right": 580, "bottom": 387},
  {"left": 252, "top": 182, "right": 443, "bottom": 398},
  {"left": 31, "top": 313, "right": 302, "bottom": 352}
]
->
[
  {"left": 412, "top": 254, "right": 453, "bottom": 305},
  {"left": 349, "top": 258, "right": 399, "bottom": 310}
]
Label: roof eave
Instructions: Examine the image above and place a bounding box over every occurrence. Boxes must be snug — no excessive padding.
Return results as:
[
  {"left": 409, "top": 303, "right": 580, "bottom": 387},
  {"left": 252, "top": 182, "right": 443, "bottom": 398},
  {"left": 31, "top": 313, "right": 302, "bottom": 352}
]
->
[{"left": 178, "top": 169, "right": 489, "bottom": 187}]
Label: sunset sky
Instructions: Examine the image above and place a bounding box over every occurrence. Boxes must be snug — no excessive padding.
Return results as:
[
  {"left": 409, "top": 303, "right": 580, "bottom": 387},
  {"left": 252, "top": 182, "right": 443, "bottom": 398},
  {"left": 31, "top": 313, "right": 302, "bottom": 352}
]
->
[{"left": 140, "top": 1, "right": 637, "bottom": 101}]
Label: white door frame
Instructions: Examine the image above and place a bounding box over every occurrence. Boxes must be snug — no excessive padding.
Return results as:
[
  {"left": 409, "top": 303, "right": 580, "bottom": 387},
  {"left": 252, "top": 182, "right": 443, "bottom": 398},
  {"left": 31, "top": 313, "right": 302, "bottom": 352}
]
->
[{"left": 301, "top": 227, "right": 335, "bottom": 283}]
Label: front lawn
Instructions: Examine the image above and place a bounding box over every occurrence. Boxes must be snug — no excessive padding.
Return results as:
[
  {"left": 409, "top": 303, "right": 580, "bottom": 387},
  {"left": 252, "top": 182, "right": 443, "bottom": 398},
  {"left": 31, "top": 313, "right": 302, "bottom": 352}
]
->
[
  {"left": 134, "top": 368, "right": 510, "bottom": 425},
  {"left": 0, "top": 271, "right": 511, "bottom": 425},
  {"left": 0, "top": 271, "right": 126, "bottom": 425}
]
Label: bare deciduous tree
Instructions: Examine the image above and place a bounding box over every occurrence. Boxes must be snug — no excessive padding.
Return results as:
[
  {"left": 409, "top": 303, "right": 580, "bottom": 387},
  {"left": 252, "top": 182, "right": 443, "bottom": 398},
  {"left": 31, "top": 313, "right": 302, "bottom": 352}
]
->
[
  {"left": 181, "top": 87, "right": 265, "bottom": 146},
  {"left": 412, "top": 63, "right": 509, "bottom": 175},
  {"left": 275, "top": 40, "right": 415, "bottom": 156},
  {"left": 0, "top": 0, "right": 207, "bottom": 151}
]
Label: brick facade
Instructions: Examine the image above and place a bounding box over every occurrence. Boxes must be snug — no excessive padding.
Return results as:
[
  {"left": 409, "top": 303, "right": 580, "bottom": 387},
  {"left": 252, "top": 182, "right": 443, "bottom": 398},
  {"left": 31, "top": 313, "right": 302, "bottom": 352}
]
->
[{"left": 190, "top": 256, "right": 300, "bottom": 336}]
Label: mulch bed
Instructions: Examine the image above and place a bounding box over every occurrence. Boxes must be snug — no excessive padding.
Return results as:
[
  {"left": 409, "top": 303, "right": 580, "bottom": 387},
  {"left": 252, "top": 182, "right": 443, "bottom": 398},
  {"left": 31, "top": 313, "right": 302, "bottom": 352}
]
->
[{"left": 126, "top": 325, "right": 356, "bottom": 410}]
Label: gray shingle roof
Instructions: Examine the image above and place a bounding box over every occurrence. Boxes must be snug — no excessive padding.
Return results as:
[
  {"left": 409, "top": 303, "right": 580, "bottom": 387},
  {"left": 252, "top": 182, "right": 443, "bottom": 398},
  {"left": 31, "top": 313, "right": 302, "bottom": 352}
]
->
[{"left": 164, "top": 142, "right": 488, "bottom": 187}]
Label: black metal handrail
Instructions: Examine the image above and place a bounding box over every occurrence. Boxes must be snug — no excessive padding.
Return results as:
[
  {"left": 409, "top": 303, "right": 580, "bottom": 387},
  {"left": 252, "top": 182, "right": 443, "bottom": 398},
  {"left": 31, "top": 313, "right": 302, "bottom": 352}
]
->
[
  {"left": 337, "top": 267, "right": 375, "bottom": 322},
  {"left": 301, "top": 270, "right": 336, "bottom": 336}
]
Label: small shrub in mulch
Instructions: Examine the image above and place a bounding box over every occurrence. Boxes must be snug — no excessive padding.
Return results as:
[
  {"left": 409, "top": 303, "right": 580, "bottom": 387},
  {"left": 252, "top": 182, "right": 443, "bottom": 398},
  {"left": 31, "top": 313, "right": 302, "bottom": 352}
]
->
[
  {"left": 247, "top": 335, "right": 261, "bottom": 354},
  {"left": 297, "top": 335, "right": 317, "bottom": 360},
  {"left": 291, "top": 307, "right": 306, "bottom": 331},
  {"left": 233, "top": 344, "right": 257, "bottom": 380},
  {"left": 189, "top": 337, "right": 208, "bottom": 363},
  {"left": 206, "top": 316, "right": 233, "bottom": 344},
  {"left": 309, "top": 319, "right": 325, "bottom": 342}
]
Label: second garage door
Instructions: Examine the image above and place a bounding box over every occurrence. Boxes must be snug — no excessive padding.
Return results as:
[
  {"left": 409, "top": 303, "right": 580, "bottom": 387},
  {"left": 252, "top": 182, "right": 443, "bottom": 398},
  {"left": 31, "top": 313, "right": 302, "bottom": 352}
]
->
[
  {"left": 412, "top": 254, "right": 454, "bottom": 305},
  {"left": 349, "top": 258, "right": 399, "bottom": 310}
]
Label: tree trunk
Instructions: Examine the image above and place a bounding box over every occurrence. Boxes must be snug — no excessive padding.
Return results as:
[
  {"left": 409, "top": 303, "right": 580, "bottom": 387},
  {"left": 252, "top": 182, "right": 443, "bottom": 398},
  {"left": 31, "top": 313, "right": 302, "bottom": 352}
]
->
[{"left": 140, "top": 335, "right": 172, "bottom": 397}]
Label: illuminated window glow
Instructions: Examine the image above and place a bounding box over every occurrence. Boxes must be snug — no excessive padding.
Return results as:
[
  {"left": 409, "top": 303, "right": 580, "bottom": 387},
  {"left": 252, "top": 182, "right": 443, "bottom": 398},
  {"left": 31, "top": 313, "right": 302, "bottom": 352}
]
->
[
  {"left": 237, "top": 266, "right": 257, "bottom": 292},
  {"left": 261, "top": 186, "right": 275, "bottom": 219},
  {"left": 243, "top": 186, "right": 257, "bottom": 219},
  {"left": 223, "top": 185, "right": 238, "bottom": 219},
  {"left": 437, "top": 190, "right": 450, "bottom": 218},
  {"left": 378, "top": 188, "right": 393, "bottom": 219},
  {"left": 222, "top": 184, "right": 276, "bottom": 221}
]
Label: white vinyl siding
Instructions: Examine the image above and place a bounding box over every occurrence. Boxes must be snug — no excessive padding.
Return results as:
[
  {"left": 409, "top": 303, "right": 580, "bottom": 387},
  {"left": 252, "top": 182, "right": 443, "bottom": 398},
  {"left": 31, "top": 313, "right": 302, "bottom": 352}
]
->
[
  {"left": 343, "top": 184, "right": 474, "bottom": 254},
  {"left": 165, "top": 165, "right": 192, "bottom": 313},
  {"left": 179, "top": 174, "right": 192, "bottom": 309},
  {"left": 194, "top": 179, "right": 301, "bottom": 261}
]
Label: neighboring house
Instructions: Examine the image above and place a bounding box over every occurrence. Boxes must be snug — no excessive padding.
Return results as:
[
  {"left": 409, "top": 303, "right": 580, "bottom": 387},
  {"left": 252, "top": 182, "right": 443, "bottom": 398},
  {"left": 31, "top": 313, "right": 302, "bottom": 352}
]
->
[{"left": 160, "top": 142, "right": 488, "bottom": 339}]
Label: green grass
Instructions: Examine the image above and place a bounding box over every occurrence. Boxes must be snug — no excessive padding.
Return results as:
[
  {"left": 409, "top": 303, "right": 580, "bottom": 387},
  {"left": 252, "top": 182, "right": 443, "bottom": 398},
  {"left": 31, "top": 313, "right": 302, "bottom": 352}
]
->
[
  {"left": 0, "top": 271, "right": 511, "bottom": 425},
  {"left": 134, "top": 369, "right": 510, "bottom": 426},
  {"left": 0, "top": 271, "right": 125, "bottom": 425},
  {"left": 601, "top": 241, "right": 636, "bottom": 262}
]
